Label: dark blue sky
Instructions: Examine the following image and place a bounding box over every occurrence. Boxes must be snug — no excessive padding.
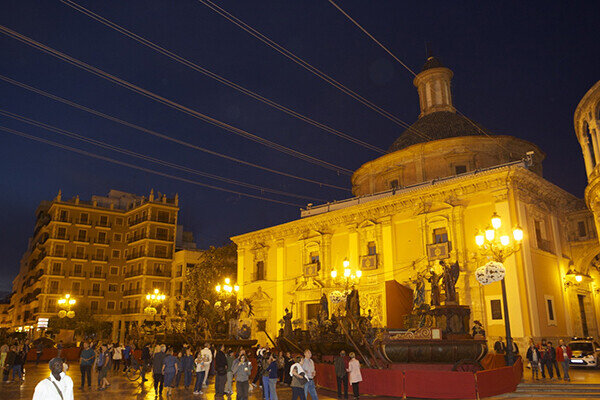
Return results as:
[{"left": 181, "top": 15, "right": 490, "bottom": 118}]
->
[{"left": 0, "top": 1, "right": 598, "bottom": 291}]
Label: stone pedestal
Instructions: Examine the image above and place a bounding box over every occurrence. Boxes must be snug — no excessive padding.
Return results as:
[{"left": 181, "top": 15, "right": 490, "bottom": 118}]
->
[{"left": 403, "top": 305, "right": 471, "bottom": 337}]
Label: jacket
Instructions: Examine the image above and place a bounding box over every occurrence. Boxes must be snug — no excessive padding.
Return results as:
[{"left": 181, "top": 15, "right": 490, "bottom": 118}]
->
[
  {"left": 347, "top": 359, "right": 362, "bottom": 384},
  {"left": 526, "top": 346, "right": 541, "bottom": 363},
  {"left": 556, "top": 345, "right": 572, "bottom": 362},
  {"left": 334, "top": 356, "right": 348, "bottom": 377},
  {"left": 494, "top": 341, "right": 506, "bottom": 354},
  {"left": 215, "top": 350, "right": 227, "bottom": 375},
  {"left": 232, "top": 359, "right": 252, "bottom": 382}
]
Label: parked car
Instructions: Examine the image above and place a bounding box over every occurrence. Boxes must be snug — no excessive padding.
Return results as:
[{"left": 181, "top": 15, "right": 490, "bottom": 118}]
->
[{"left": 568, "top": 337, "right": 600, "bottom": 368}]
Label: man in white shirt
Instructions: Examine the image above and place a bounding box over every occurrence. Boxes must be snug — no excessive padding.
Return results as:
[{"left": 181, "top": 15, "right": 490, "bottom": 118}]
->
[
  {"left": 33, "top": 357, "right": 74, "bottom": 400},
  {"left": 201, "top": 343, "right": 213, "bottom": 386},
  {"left": 302, "top": 349, "right": 318, "bottom": 400}
]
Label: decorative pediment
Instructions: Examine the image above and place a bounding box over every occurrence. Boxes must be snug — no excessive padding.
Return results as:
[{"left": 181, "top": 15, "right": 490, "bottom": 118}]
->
[
  {"left": 292, "top": 276, "right": 324, "bottom": 292},
  {"left": 249, "top": 286, "right": 272, "bottom": 302}
]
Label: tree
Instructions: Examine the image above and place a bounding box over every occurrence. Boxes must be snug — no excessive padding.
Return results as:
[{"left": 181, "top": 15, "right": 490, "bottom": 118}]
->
[
  {"left": 48, "top": 306, "right": 112, "bottom": 339},
  {"left": 184, "top": 242, "right": 237, "bottom": 339}
]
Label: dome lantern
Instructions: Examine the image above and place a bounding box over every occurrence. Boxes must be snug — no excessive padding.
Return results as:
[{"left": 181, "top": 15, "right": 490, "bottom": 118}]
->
[{"left": 414, "top": 56, "right": 456, "bottom": 118}]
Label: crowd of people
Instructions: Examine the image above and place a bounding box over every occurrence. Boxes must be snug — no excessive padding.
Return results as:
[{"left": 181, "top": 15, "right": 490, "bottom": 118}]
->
[{"left": 0, "top": 336, "right": 364, "bottom": 400}]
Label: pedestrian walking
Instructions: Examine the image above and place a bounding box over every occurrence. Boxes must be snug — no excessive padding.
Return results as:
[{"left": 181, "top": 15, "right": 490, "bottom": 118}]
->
[
  {"left": 32, "top": 357, "right": 74, "bottom": 400},
  {"left": 122, "top": 343, "right": 132, "bottom": 372},
  {"left": 556, "top": 340, "right": 572, "bottom": 381},
  {"left": 334, "top": 350, "right": 348, "bottom": 399},
  {"left": 0, "top": 343, "right": 8, "bottom": 374},
  {"left": 264, "top": 352, "right": 279, "bottom": 400},
  {"left": 347, "top": 353, "right": 362, "bottom": 400},
  {"left": 153, "top": 344, "right": 166, "bottom": 396},
  {"left": 215, "top": 344, "right": 228, "bottom": 399},
  {"left": 547, "top": 341, "right": 561, "bottom": 379},
  {"left": 12, "top": 345, "right": 24, "bottom": 382},
  {"left": 79, "top": 341, "right": 95, "bottom": 390},
  {"left": 232, "top": 353, "right": 252, "bottom": 400},
  {"left": 96, "top": 344, "right": 110, "bottom": 390},
  {"left": 290, "top": 356, "right": 307, "bottom": 400},
  {"left": 301, "top": 349, "right": 318, "bottom": 400},
  {"left": 193, "top": 348, "right": 207, "bottom": 395},
  {"left": 277, "top": 351, "right": 285, "bottom": 383},
  {"left": 182, "top": 348, "right": 195, "bottom": 389},
  {"left": 526, "top": 340, "right": 541, "bottom": 380},
  {"left": 163, "top": 348, "right": 179, "bottom": 398},
  {"left": 225, "top": 348, "right": 235, "bottom": 396},
  {"left": 35, "top": 341, "right": 44, "bottom": 365},
  {"left": 252, "top": 345, "right": 266, "bottom": 389}
]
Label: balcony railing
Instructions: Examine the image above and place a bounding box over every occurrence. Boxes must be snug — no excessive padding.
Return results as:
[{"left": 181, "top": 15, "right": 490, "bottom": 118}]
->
[
  {"left": 74, "top": 219, "right": 92, "bottom": 226},
  {"left": 51, "top": 235, "right": 70, "bottom": 241},
  {"left": 87, "top": 290, "right": 105, "bottom": 297},
  {"left": 73, "top": 237, "right": 90, "bottom": 243},
  {"left": 68, "top": 270, "right": 86, "bottom": 278},
  {"left": 125, "top": 269, "right": 143, "bottom": 278},
  {"left": 47, "top": 269, "right": 64, "bottom": 277},
  {"left": 70, "top": 253, "right": 89, "bottom": 261},
  {"left": 47, "top": 288, "right": 60, "bottom": 294},
  {"left": 146, "top": 270, "right": 171, "bottom": 278},
  {"left": 128, "top": 215, "right": 176, "bottom": 227},
  {"left": 123, "top": 288, "right": 143, "bottom": 296},
  {"left": 126, "top": 251, "right": 172, "bottom": 260},
  {"left": 94, "top": 221, "right": 111, "bottom": 228},
  {"left": 121, "top": 307, "right": 140, "bottom": 315},
  {"left": 91, "top": 255, "right": 108, "bottom": 262},
  {"left": 93, "top": 238, "right": 110, "bottom": 245},
  {"left": 127, "top": 233, "right": 174, "bottom": 243},
  {"left": 89, "top": 272, "right": 107, "bottom": 279}
]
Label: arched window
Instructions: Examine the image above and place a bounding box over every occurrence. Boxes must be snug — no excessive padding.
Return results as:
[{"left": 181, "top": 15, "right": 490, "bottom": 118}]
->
[{"left": 584, "top": 121, "right": 596, "bottom": 166}]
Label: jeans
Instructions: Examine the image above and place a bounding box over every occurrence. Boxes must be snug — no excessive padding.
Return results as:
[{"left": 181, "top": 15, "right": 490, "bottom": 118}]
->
[
  {"left": 262, "top": 376, "right": 271, "bottom": 400},
  {"left": 237, "top": 380, "right": 249, "bottom": 400},
  {"left": 225, "top": 371, "right": 233, "bottom": 394},
  {"left": 153, "top": 373, "right": 164, "bottom": 394},
  {"left": 12, "top": 365, "right": 22, "bottom": 380},
  {"left": 337, "top": 375, "right": 348, "bottom": 398},
  {"left": 551, "top": 360, "right": 561, "bottom": 378},
  {"left": 269, "top": 378, "right": 279, "bottom": 400},
  {"left": 541, "top": 360, "right": 553, "bottom": 378},
  {"left": 304, "top": 379, "right": 318, "bottom": 400},
  {"left": 175, "top": 371, "right": 182, "bottom": 387},
  {"left": 562, "top": 360, "right": 570, "bottom": 380},
  {"left": 184, "top": 369, "right": 193, "bottom": 387},
  {"left": 351, "top": 382, "right": 359, "bottom": 399},
  {"left": 215, "top": 373, "right": 227, "bottom": 398},
  {"left": 80, "top": 364, "right": 92, "bottom": 387},
  {"left": 194, "top": 371, "right": 206, "bottom": 392},
  {"left": 292, "top": 386, "right": 307, "bottom": 400}
]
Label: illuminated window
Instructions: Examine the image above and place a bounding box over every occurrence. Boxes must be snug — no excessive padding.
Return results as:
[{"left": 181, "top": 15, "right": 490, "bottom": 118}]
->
[
  {"left": 310, "top": 252, "right": 320, "bottom": 264},
  {"left": 367, "top": 241, "right": 377, "bottom": 255}
]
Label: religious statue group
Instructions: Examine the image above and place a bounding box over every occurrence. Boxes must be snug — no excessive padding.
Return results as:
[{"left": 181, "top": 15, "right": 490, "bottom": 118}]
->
[{"left": 413, "top": 260, "right": 460, "bottom": 309}]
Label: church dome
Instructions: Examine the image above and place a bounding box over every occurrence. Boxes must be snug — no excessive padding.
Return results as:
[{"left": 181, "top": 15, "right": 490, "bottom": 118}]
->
[{"left": 388, "top": 111, "right": 490, "bottom": 152}]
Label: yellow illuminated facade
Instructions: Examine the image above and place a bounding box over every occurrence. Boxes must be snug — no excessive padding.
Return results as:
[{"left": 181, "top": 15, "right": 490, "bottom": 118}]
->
[
  {"left": 233, "top": 57, "right": 600, "bottom": 349},
  {"left": 8, "top": 189, "right": 200, "bottom": 340}
]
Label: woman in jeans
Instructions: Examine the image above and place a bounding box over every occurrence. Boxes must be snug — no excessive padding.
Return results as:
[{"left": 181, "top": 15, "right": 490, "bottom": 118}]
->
[
  {"left": 193, "top": 350, "right": 207, "bottom": 394},
  {"left": 232, "top": 353, "right": 252, "bottom": 400},
  {"left": 290, "top": 356, "right": 307, "bottom": 400},
  {"left": 347, "top": 352, "right": 362, "bottom": 400}
]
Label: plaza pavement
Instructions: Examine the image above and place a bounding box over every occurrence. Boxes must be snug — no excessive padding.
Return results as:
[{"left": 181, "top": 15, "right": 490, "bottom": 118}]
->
[{"left": 1, "top": 362, "right": 600, "bottom": 400}]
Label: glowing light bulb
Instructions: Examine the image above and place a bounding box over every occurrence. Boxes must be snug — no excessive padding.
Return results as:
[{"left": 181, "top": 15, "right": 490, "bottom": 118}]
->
[
  {"left": 513, "top": 227, "right": 523, "bottom": 242},
  {"left": 475, "top": 234, "right": 485, "bottom": 247},
  {"left": 154, "top": 289, "right": 159, "bottom": 294},
  {"left": 234, "top": 285, "right": 240, "bottom": 292},
  {"left": 343, "top": 258, "right": 350, "bottom": 269},
  {"left": 344, "top": 268, "right": 351, "bottom": 278},
  {"left": 500, "top": 235, "right": 510, "bottom": 246},
  {"left": 331, "top": 270, "right": 337, "bottom": 279},
  {"left": 356, "top": 270, "right": 362, "bottom": 278},
  {"left": 225, "top": 278, "right": 231, "bottom": 285},
  {"left": 485, "top": 228, "right": 495, "bottom": 241},
  {"left": 491, "top": 213, "right": 502, "bottom": 229},
  {"left": 216, "top": 285, "right": 221, "bottom": 292},
  {"left": 575, "top": 275, "right": 583, "bottom": 283}
]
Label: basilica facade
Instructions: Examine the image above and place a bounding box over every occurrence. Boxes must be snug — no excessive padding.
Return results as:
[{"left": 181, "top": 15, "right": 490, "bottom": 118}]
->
[{"left": 232, "top": 57, "right": 600, "bottom": 350}]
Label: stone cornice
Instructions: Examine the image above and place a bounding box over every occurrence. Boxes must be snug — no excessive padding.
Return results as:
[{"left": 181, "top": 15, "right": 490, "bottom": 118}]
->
[{"left": 232, "top": 165, "right": 584, "bottom": 247}]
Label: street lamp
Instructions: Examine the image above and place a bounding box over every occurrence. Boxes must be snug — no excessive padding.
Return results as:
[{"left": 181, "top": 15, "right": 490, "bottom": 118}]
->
[
  {"left": 331, "top": 258, "right": 362, "bottom": 290},
  {"left": 145, "top": 288, "right": 166, "bottom": 322},
  {"left": 57, "top": 294, "right": 76, "bottom": 318},
  {"left": 215, "top": 277, "right": 240, "bottom": 296},
  {"left": 474, "top": 213, "right": 523, "bottom": 366}
]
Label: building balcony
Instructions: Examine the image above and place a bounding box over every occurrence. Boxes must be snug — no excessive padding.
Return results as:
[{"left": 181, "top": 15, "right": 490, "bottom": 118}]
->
[
  {"left": 123, "top": 288, "right": 143, "bottom": 296},
  {"left": 93, "top": 238, "right": 111, "bottom": 245},
  {"left": 73, "top": 219, "right": 92, "bottom": 227},
  {"left": 87, "top": 290, "right": 105, "bottom": 297},
  {"left": 73, "top": 237, "right": 91, "bottom": 244},
  {"left": 46, "top": 269, "right": 65, "bottom": 277},
  {"left": 146, "top": 270, "right": 171, "bottom": 278},
  {"left": 89, "top": 272, "right": 107, "bottom": 279},
  {"left": 53, "top": 216, "right": 70, "bottom": 223},
  {"left": 126, "top": 251, "right": 172, "bottom": 261},
  {"left": 121, "top": 307, "right": 140, "bottom": 315},
  {"left": 50, "top": 235, "right": 70, "bottom": 241},
  {"left": 129, "top": 216, "right": 176, "bottom": 227},
  {"left": 94, "top": 221, "right": 112, "bottom": 229},
  {"left": 91, "top": 255, "right": 108, "bottom": 262},
  {"left": 70, "top": 253, "right": 89, "bottom": 261},
  {"left": 127, "top": 233, "right": 174, "bottom": 243},
  {"left": 47, "top": 288, "right": 60, "bottom": 295},
  {"left": 124, "top": 269, "right": 143, "bottom": 278},
  {"left": 67, "top": 271, "right": 86, "bottom": 278}
]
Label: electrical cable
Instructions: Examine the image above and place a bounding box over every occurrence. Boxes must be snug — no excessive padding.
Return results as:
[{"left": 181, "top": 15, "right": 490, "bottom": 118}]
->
[
  {"left": 0, "top": 108, "right": 326, "bottom": 203},
  {"left": 0, "top": 125, "right": 304, "bottom": 207},
  {"left": 196, "top": 0, "right": 434, "bottom": 143},
  {"left": 0, "top": 74, "right": 349, "bottom": 192},
  {"left": 60, "top": 0, "right": 387, "bottom": 155},
  {"left": 0, "top": 25, "right": 354, "bottom": 175},
  {"left": 326, "top": 0, "right": 513, "bottom": 156}
]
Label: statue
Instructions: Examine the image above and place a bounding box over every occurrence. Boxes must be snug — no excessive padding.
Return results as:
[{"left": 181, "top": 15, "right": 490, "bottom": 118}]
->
[
  {"left": 319, "top": 293, "right": 329, "bottom": 322},
  {"left": 440, "top": 261, "right": 460, "bottom": 304},
  {"left": 345, "top": 286, "right": 360, "bottom": 320},
  {"left": 282, "top": 308, "right": 293, "bottom": 337},
  {"left": 472, "top": 320, "right": 485, "bottom": 338},
  {"left": 412, "top": 274, "right": 426, "bottom": 310},
  {"left": 427, "top": 268, "right": 442, "bottom": 306}
]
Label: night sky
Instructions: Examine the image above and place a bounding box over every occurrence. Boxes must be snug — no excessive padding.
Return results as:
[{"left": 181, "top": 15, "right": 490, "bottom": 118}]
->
[{"left": 0, "top": 1, "right": 598, "bottom": 292}]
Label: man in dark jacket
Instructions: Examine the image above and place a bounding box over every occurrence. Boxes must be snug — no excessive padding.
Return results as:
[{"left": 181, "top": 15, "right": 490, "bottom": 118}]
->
[
  {"left": 152, "top": 345, "right": 166, "bottom": 396},
  {"left": 214, "top": 344, "right": 228, "bottom": 399},
  {"left": 334, "top": 351, "right": 348, "bottom": 399},
  {"left": 141, "top": 344, "right": 151, "bottom": 383},
  {"left": 547, "top": 341, "right": 560, "bottom": 379}
]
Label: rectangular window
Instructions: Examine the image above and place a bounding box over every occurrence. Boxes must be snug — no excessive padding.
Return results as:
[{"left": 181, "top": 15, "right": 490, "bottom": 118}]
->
[
  {"left": 367, "top": 241, "right": 377, "bottom": 255},
  {"left": 114, "top": 233, "right": 122, "bottom": 242},
  {"left": 59, "top": 210, "right": 68, "bottom": 222},
  {"left": 490, "top": 299, "right": 503, "bottom": 320},
  {"left": 455, "top": 165, "right": 467, "bottom": 174},
  {"left": 90, "top": 301, "right": 98, "bottom": 311},
  {"left": 92, "top": 283, "right": 100, "bottom": 291},
  {"left": 75, "top": 246, "right": 85, "bottom": 258},
  {"left": 56, "top": 227, "right": 67, "bottom": 239},
  {"left": 110, "top": 266, "right": 119, "bottom": 275},
  {"left": 52, "top": 262, "right": 61, "bottom": 274},
  {"left": 157, "top": 210, "right": 170, "bottom": 223},
  {"left": 77, "top": 229, "right": 87, "bottom": 242},
  {"left": 545, "top": 295, "right": 557, "bottom": 326},
  {"left": 94, "top": 266, "right": 102, "bottom": 275},
  {"left": 95, "top": 248, "right": 105, "bottom": 259},
  {"left": 433, "top": 228, "right": 448, "bottom": 244},
  {"left": 156, "top": 227, "right": 169, "bottom": 240},
  {"left": 54, "top": 244, "right": 64, "bottom": 257},
  {"left": 176, "top": 265, "right": 183, "bottom": 277},
  {"left": 71, "top": 281, "right": 80, "bottom": 293},
  {"left": 97, "top": 231, "right": 107, "bottom": 243},
  {"left": 98, "top": 215, "right": 108, "bottom": 226},
  {"left": 155, "top": 245, "right": 168, "bottom": 258},
  {"left": 74, "top": 264, "right": 82, "bottom": 274},
  {"left": 310, "top": 251, "right": 320, "bottom": 264},
  {"left": 107, "top": 301, "right": 115, "bottom": 310},
  {"left": 79, "top": 213, "right": 89, "bottom": 224},
  {"left": 49, "top": 280, "right": 59, "bottom": 293},
  {"left": 578, "top": 221, "right": 587, "bottom": 238},
  {"left": 111, "top": 249, "right": 120, "bottom": 259},
  {"left": 115, "top": 217, "right": 123, "bottom": 226},
  {"left": 108, "top": 284, "right": 117, "bottom": 292},
  {"left": 255, "top": 261, "right": 265, "bottom": 281}
]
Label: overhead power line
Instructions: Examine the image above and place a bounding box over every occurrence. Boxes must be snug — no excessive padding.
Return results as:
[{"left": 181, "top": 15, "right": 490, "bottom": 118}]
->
[
  {"left": 60, "top": 0, "right": 386, "bottom": 155},
  {"left": 0, "top": 125, "right": 303, "bottom": 207},
  {"left": 326, "top": 0, "right": 513, "bottom": 156},
  {"left": 0, "top": 108, "right": 325, "bottom": 203},
  {"left": 196, "top": 0, "right": 434, "bottom": 143},
  {"left": 0, "top": 74, "right": 349, "bottom": 192},
  {"left": 0, "top": 25, "right": 354, "bottom": 175}
]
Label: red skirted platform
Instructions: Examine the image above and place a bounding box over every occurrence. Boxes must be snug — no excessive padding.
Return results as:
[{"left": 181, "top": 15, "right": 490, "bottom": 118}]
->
[{"left": 315, "top": 358, "right": 523, "bottom": 399}]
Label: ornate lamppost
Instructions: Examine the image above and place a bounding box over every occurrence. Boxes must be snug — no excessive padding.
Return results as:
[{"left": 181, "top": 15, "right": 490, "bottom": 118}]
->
[
  {"left": 474, "top": 212, "right": 523, "bottom": 366},
  {"left": 330, "top": 258, "right": 362, "bottom": 291},
  {"left": 57, "top": 293, "right": 76, "bottom": 318},
  {"left": 145, "top": 288, "right": 167, "bottom": 325},
  {"left": 215, "top": 277, "right": 240, "bottom": 297}
]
